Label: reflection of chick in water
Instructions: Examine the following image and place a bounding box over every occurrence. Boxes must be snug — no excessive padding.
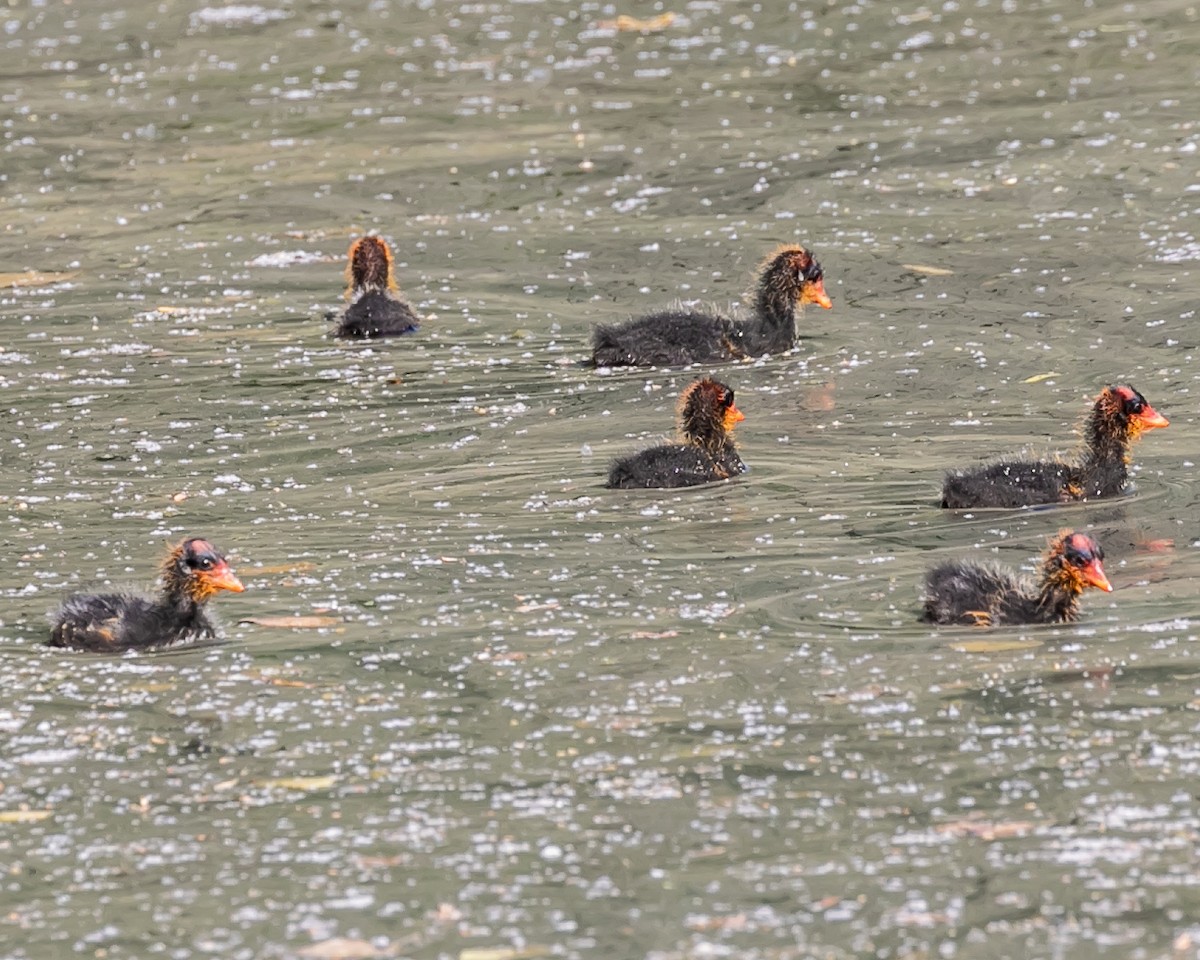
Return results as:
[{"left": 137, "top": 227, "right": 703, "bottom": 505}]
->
[
  {"left": 942, "top": 385, "right": 1169, "bottom": 508},
  {"left": 49, "top": 538, "right": 245, "bottom": 651},
  {"left": 591, "top": 245, "right": 831, "bottom": 366},
  {"left": 607, "top": 378, "right": 746, "bottom": 489},
  {"left": 334, "top": 236, "right": 421, "bottom": 338},
  {"left": 922, "top": 530, "right": 1112, "bottom": 627}
]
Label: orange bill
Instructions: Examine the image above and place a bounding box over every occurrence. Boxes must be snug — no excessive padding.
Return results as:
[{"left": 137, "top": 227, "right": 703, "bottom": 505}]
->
[
  {"left": 202, "top": 562, "right": 246, "bottom": 593},
  {"left": 724, "top": 404, "right": 746, "bottom": 429},
  {"left": 1135, "top": 404, "right": 1169, "bottom": 429},
  {"left": 1081, "top": 558, "right": 1113, "bottom": 593},
  {"left": 801, "top": 278, "right": 833, "bottom": 310}
]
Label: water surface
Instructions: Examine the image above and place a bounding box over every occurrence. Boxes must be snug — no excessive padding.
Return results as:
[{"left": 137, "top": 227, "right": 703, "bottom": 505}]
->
[{"left": 3, "top": 1, "right": 1200, "bottom": 957}]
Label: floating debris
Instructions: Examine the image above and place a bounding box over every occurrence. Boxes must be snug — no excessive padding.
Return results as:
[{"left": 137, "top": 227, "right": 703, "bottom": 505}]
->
[
  {"left": 0, "top": 270, "right": 78, "bottom": 288},
  {"left": 246, "top": 250, "right": 329, "bottom": 268},
  {"left": 901, "top": 263, "right": 954, "bottom": 276},
  {"left": 238, "top": 615, "right": 342, "bottom": 629},
  {"left": 597, "top": 12, "right": 676, "bottom": 32}
]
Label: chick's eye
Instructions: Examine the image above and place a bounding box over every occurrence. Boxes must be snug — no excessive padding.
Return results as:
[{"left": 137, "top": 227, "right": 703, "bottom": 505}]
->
[
  {"left": 1127, "top": 397, "right": 1144, "bottom": 413},
  {"left": 196, "top": 557, "right": 214, "bottom": 570},
  {"left": 1067, "top": 541, "right": 1098, "bottom": 565},
  {"left": 723, "top": 389, "right": 734, "bottom": 408}
]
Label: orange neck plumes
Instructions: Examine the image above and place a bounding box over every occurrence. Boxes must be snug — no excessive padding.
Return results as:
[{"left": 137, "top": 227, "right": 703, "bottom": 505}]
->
[
  {"left": 1035, "top": 531, "right": 1112, "bottom": 621},
  {"left": 753, "top": 245, "right": 831, "bottom": 324},
  {"left": 345, "top": 236, "right": 398, "bottom": 298},
  {"left": 678, "top": 378, "right": 743, "bottom": 451}
]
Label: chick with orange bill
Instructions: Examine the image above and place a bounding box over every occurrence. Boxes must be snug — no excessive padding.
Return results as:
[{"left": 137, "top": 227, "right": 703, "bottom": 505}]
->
[
  {"left": 590, "top": 245, "right": 831, "bottom": 367},
  {"left": 49, "top": 538, "right": 245, "bottom": 651},
  {"left": 334, "top": 236, "right": 421, "bottom": 338},
  {"left": 922, "top": 530, "right": 1112, "bottom": 627},
  {"left": 941, "top": 384, "right": 1169, "bottom": 509},
  {"left": 607, "top": 378, "right": 747, "bottom": 489}
]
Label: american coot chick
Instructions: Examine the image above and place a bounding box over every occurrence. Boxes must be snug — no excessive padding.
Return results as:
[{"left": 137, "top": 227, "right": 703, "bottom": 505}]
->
[
  {"left": 590, "top": 244, "right": 832, "bottom": 367},
  {"left": 334, "top": 236, "right": 421, "bottom": 338},
  {"left": 922, "top": 530, "right": 1112, "bottom": 627},
  {"left": 941, "top": 384, "right": 1169, "bottom": 509},
  {"left": 49, "top": 538, "right": 245, "bottom": 652},
  {"left": 607, "top": 377, "right": 747, "bottom": 489}
]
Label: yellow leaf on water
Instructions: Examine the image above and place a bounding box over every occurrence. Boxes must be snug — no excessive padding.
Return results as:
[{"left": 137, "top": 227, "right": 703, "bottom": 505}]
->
[
  {"left": 816, "top": 684, "right": 903, "bottom": 704},
  {"left": 459, "top": 947, "right": 551, "bottom": 960},
  {"left": 238, "top": 615, "right": 341, "bottom": 629},
  {"left": 935, "top": 818, "right": 1038, "bottom": 840},
  {"left": 513, "top": 601, "right": 560, "bottom": 613},
  {"left": 297, "top": 938, "right": 388, "bottom": 959},
  {"left": 901, "top": 263, "right": 954, "bottom": 276},
  {"left": 0, "top": 809, "right": 52, "bottom": 823},
  {"left": 259, "top": 775, "right": 338, "bottom": 792},
  {"left": 0, "top": 270, "right": 78, "bottom": 288},
  {"left": 239, "top": 668, "right": 317, "bottom": 688},
  {"left": 1022, "top": 372, "right": 1060, "bottom": 383},
  {"left": 686, "top": 912, "right": 749, "bottom": 932},
  {"left": 249, "top": 561, "right": 319, "bottom": 576},
  {"left": 597, "top": 12, "right": 676, "bottom": 32},
  {"left": 129, "top": 682, "right": 177, "bottom": 693},
  {"left": 950, "top": 638, "right": 1042, "bottom": 654}
]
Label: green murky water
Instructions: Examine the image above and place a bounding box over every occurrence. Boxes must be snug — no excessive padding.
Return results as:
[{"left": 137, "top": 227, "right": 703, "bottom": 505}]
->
[{"left": 3, "top": 1, "right": 1200, "bottom": 957}]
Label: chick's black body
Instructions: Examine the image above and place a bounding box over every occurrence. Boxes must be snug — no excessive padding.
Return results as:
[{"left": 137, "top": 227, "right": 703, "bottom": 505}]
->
[
  {"left": 338, "top": 290, "right": 420, "bottom": 339},
  {"left": 592, "top": 310, "right": 733, "bottom": 367},
  {"left": 923, "top": 561, "right": 1078, "bottom": 626},
  {"left": 941, "top": 460, "right": 1073, "bottom": 509},
  {"left": 607, "top": 378, "right": 746, "bottom": 489},
  {"left": 607, "top": 442, "right": 743, "bottom": 489},
  {"left": 49, "top": 538, "right": 245, "bottom": 652},
  {"left": 590, "top": 245, "right": 831, "bottom": 367},
  {"left": 51, "top": 591, "right": 217, "bottom": 651},
  {"left": 922, "top": 531, "right": 1112, "bottom": 626},
  {"left": 334, "top": 236, "right": 421, "bottom": 338},
  {"left": 941, "top": 385, "right": 1168, "bottom": 509}
]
